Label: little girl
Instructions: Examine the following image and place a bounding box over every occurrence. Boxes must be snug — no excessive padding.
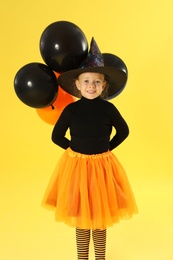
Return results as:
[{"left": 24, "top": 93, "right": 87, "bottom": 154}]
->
[{"left": 42, "top": 38, "right": 138, "bottom": 260}]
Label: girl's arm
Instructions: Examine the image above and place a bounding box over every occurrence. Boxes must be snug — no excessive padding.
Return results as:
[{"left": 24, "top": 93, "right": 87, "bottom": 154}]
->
[
  {"left": 51, "top": 106, "right": 71, "bottom": 149},
  {"left": 109, "top": 105, "right": 129, "bottom": 150}
]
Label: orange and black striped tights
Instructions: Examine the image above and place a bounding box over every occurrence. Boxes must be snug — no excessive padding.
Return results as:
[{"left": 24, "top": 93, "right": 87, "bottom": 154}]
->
[{"left": 76, "top": 228, "right": 106, "bottom": 260}]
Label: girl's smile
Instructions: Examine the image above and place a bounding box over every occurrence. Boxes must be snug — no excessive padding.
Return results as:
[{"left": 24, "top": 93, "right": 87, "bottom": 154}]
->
[{"left": 75, "top": 72, "right": 106, "bottom": 99}]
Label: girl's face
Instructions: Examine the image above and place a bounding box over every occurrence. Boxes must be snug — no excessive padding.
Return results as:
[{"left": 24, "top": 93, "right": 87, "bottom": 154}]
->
[{"left": 75, "top": 72, "right": 106, "bottom": 99}]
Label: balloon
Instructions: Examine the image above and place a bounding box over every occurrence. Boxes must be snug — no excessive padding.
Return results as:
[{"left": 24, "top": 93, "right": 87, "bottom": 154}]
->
[
  {"left": 102, "top": 53, "right": 128, "bottom": 99},
  {"left": 102, "top": 53, "right": 128, "bottom": 74},
  {"left": 14, "top": 62, "right": 58, "bottom": 108},
  {"left": 36, "top": 106, "right": 62, "bottom": 125},
  {"left": 53, "top": 72, "right": 75, "bottom": 109},
  {"left": 36, "top": 86, "right": 75, "bottom": 125},
  {"left": 36, "top": 88, "right": 75, "bottom": 125},
  {"left": 40, "top": 21, "right": 88, "bottom": 73},
  {"left": 53, "top": 86, "right": 75, "bottom": 110}
]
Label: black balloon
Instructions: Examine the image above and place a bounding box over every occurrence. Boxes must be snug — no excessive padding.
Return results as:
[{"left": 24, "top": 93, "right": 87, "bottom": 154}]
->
[
  {"left": 102, "top": 53, "right": 128, "bottom": 74},
  {"left": 40, "top": 21, "right": 88, "bottom": 73},
  {"left": 102, "top": 53, "right": 128, "bottom": 98},
  {"left": 14, "top": 62, "right": 58, "bottom": 108}
]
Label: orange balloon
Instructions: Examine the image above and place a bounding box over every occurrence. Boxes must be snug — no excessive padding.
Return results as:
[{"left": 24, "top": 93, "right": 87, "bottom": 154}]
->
[
  {"left": 53, "top": 86, "right": 75, "bottom": 110},
  {"left": 54, "top": 71, "right": 60, "bottom": 78},
  {"left": 53, "top": 71, "right": 75, "bottom": 109},
  {"left": 36, "top": 106, "right": 62, "bottom": 125},
  {"left": 36, "top": 72, "right": 75, "bottom": 125}
]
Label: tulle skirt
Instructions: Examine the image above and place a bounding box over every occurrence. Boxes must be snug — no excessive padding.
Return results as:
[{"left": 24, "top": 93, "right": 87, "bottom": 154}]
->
[{"left": 42, "top": 148, "right": 138, "bottom": 230}]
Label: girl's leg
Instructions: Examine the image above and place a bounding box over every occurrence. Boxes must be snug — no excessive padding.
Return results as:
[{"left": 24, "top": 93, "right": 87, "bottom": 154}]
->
[
  {"left": 76, "top": 228, "right": 91, "bottom": 260},
  {"left": 92, "top": 229, "right": 106, "bottom": 260}
]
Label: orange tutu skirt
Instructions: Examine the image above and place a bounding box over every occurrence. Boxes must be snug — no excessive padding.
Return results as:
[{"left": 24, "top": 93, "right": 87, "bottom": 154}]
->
[{"left": 42, "top": 148, "right": 138, "bottom": 230}]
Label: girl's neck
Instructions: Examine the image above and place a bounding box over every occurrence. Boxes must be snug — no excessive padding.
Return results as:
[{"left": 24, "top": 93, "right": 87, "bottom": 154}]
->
[{"left": 81, "top": 96, "right": 101, "bottom": 101}]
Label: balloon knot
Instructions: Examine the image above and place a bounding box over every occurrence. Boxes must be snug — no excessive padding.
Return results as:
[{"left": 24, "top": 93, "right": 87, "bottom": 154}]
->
[{"left": 51, "top": 104, "right": 55, "bottom": 110}]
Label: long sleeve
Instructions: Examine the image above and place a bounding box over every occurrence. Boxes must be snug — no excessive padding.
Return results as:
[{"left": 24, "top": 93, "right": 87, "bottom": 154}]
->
[
  {"left": 51, "top": 105, "right": 71, "bottom": 149},
  {"left": 109, "top": 105, "right": 129, "bottom": 151}
]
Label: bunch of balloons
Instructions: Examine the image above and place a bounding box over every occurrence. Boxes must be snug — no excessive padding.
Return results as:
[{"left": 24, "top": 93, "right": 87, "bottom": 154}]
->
[
  {"left": 14, "top": 21, "right": 88, "bottom": 124},
  {"left": 14, "top": 20, "right": 128, "bottom": 125}
]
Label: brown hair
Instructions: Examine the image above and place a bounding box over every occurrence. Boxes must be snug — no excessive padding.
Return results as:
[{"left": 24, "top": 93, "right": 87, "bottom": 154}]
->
[{"left": 100, "top": 74, "right": 110, "bottom": 99}]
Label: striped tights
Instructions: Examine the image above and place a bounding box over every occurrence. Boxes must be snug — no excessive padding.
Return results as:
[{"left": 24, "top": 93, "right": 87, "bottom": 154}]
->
[{"left": 76, "top": 228, "right": 106, "bottom": 260}]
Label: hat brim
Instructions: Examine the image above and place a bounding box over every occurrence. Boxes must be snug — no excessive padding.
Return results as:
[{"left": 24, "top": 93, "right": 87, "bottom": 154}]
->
[{"left": 57, "top": 66, "right": 128, "bottom": 99}]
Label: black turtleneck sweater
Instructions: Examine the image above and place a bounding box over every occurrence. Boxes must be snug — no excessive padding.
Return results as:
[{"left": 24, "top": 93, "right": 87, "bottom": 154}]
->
[{"left": 52, "top": 96, "right": 129, "bottom": 154}]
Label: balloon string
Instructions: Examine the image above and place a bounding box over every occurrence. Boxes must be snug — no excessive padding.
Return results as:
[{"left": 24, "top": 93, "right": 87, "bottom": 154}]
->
[{"left": 51, "top": 104, "right": 55, "bottom": 110}]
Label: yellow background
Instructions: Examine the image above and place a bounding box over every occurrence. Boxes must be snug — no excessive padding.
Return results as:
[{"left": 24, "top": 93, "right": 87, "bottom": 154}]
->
[{"left": 1, "top": 0, "right": 173, "bottom": 259}]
